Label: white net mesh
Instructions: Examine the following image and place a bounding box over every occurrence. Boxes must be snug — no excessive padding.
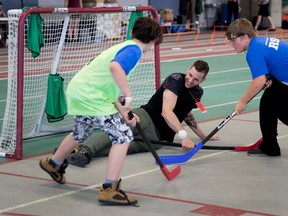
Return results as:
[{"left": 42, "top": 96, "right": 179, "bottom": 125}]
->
[{"left": 0, "top": 7, "right": 159, "bottom": 158}]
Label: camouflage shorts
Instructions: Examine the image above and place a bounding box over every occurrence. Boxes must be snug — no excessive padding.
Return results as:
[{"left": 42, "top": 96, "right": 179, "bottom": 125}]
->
[{"left": 72, "top": 113, "right": 133, "bottom": 144}]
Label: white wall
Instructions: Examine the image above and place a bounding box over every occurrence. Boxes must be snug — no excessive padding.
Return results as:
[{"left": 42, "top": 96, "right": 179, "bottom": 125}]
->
[
  {"left": 38, "top": 0, "right": 148, "bottom": 8},
  {"left": 38, "top": 0, "right": 64, "bottom": 7},
  {"left": 270, "top": 0, "right": 282, "bottom": 27},
  {"left": 117, "top": 0, "right": 148, "bottom": 6}
]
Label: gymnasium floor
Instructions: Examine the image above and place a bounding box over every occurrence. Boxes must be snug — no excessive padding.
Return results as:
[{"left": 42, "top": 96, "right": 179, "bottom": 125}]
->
[{"left": 0, "top": 30, "right": 288, "bottom": 216}]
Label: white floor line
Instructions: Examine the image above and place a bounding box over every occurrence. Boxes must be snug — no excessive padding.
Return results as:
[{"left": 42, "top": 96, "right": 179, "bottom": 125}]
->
[
  {"left": 209, "top": 67, "right": 249, "bottom": 75},
  {"left": 203, "top": 80, "right": 251, "bottom": 88},
  {"left": 161, "top": 52, "right": 237, "bottom": 62}
]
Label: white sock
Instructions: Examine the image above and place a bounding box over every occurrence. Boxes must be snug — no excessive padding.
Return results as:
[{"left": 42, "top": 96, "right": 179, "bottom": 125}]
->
[{"left": 51, "top": 155, "right": 63, "bottom": 166}]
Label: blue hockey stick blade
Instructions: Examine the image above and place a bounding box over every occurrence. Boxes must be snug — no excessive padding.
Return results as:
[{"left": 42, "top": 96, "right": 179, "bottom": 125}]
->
[{"left": 156, "top": 142, "right": 204, "bottom": 165}]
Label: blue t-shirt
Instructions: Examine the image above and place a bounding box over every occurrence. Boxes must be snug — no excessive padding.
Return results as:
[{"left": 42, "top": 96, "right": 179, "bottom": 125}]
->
[
  {"left": 113, "top": 45, "right": 142, "bottom": 75},
  {"left": 246, "top": 36, "right": 288, "bottom": 83}
]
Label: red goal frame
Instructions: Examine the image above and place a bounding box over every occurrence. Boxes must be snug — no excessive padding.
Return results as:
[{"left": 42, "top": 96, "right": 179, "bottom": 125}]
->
[{"left": 6, "top": 6, "right": 161, "bottom": 160}]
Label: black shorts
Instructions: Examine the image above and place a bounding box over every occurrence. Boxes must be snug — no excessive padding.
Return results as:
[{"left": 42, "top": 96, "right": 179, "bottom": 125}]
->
[{"left": 258, "top": 3, "right": 270, "bottom": 17}]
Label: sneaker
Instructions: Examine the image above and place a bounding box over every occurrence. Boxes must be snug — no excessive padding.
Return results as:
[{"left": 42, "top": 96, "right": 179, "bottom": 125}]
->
[
  {"left": 39, "top": 156, "right": 68, "bottom": 184},
  {"left": 98, "top": 179, "right": 138, "bottom": 206},
  {"left": 66, "top": 146, "right": 90, "bottom": 167},
  {"left": 247, "top": 148, "right": 266, "bottom": 157}
]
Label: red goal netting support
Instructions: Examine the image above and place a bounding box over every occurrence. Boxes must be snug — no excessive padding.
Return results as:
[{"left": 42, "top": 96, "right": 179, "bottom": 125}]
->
[{"left": 0, "top": 6, "right": 160, "bottom": 160}]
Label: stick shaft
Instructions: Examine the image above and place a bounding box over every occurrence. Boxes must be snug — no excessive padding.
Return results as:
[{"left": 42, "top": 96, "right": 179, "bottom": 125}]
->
[
  {"left": 135, "top": 123, "right": 164, "bottom": 168},
  {"left": 135, "top": 138, "right": 262, "bottom": 151},
  {"left": 128, "top": 111, "right": 180, "bottom": 180}
]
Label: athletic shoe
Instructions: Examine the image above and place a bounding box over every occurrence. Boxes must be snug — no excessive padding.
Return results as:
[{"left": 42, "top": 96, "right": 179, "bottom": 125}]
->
[
  {"left": 247, "top": 148, "right": 266, "bottom": 157},
  {"left": 66, "top": 146, "right": 90, "bottom": 167},
  {"left": 98, "top": 179, "right": 138, "bottom": 206},
  {"left": 39, "top": 156, "right": 68, "bottom": 184},
  {"left": 268, "top": 28, "right": 276, "bottom": 31}
]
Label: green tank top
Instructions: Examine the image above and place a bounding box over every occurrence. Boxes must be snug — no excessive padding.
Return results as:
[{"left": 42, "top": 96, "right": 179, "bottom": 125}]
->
[{"left": 66, "top": 40, "right": 141, "bottom": 116}]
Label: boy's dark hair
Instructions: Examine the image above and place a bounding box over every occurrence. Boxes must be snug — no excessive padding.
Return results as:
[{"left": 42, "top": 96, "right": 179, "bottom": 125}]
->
[
  {"left": 131, "top": 17, "right": 163, "bottom": 45},
  {"left": 192, "top": 60, "right": 209, "bottom": 78}
]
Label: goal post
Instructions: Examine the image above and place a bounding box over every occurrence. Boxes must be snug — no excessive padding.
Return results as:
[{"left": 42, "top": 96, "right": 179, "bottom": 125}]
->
[{"left": 0, "top": 6, "right": 161, "bottom": 160}]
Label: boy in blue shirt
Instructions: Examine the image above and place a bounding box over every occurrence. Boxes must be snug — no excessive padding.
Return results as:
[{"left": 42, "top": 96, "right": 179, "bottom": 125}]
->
[{"left": 226, "top": 18, "right": 288, "bottom": 156}]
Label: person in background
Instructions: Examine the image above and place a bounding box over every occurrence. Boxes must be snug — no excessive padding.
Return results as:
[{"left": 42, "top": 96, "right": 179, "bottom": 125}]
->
[
  {"left": 226, "top": 18, "right": 288, "bottom": 156},
  {"left": 64, "top": 0, "right": 83, "bottom": 42},
  {"left": 39, "top": 17, "right": 163, "bottom": 206},
  {"left": 195, "top": 0, "right": 203, "bottom": 27},
  {"left": 0, "top": 1, "right": 6, "bottom": 17},
  {"left": 227, "top": 0, "right": 240, "bottom": 26},
  {"left": 0, "top": 1, "right": 7, "bottom": 47},
  {"left": 254, "top": 0, "right": 275, "bottom": 31}
]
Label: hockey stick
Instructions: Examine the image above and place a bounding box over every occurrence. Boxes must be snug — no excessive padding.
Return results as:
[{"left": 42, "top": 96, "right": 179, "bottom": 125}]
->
[
  {"left": 134, "top": 137, "right": 262, "bottom": 151},
  {"left": 118, "top": 96, "right": 180, "bottom": 180},
  {"left": 158, "top": 111, "right": 236, "bottom": 165},
  {"left": 128, "top": 112, "right": 181, "bottom": 180},
  {"left": 157, "top": 87, "right": 264, "bottom": 165}
]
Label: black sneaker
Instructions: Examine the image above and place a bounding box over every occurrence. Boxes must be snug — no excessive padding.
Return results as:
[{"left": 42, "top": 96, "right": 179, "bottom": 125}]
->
[
  {"left": 247, "top": 148, "right": 266, "bottom": 157},
  {"left": 39, "top": 156, "right": 68, "bottom": 184},
  {"left": 66, "top": 146, "right": 91, "bottom": 167}
]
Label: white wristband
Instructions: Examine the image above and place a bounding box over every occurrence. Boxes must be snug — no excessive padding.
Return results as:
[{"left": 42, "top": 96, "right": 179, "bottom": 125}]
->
[
  {"left": 125, "top": 97, "right": 133, "bottom": 103},
  {"left": 177, "top": 130, "right": 187, "bottom": 140}
]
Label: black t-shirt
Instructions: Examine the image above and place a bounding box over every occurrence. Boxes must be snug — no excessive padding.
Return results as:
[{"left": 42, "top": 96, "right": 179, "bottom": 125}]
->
[{"left": 141, "top": 73, "right": 203, "bottom": 142}]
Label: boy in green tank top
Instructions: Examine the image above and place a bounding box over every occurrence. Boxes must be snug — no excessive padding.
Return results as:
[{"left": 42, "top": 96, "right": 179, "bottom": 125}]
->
[{"left": 39, "top": 17, "right": 163, "bottom": 206}]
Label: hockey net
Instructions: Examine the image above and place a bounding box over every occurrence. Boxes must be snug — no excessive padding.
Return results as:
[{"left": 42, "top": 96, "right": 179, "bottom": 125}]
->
[{"left": 0, "top": 6, "right": 160, "bottom": 159}]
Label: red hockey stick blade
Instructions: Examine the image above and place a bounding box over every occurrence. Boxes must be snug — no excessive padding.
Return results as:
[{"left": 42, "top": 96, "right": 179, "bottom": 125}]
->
[
  {"left": 234, "top": 138, "right": 262, "bottom": 151},
  {"left": 160, "top": 165, "right": 181, "bottom": 181}
]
